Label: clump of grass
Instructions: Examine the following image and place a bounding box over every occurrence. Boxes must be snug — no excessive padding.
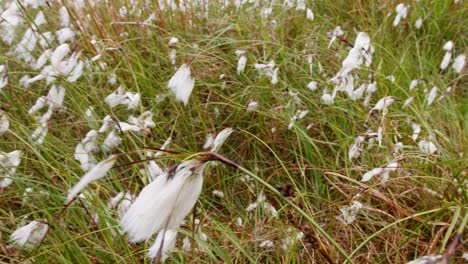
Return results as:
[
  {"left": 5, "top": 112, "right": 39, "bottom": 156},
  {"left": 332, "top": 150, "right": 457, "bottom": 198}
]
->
[{"left": 0, "top": 0, "right": 466, "bottom": 263}]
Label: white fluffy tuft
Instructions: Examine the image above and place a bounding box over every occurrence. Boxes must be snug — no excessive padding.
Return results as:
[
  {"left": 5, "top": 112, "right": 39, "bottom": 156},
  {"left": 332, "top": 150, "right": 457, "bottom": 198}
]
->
[
  {"left": 66, "top": 155, "right": 118, "bottom": 203},
  {"left": 167, "top": 63, "right": 195, "bottom": 105},
  {"left": 120, "top": 160, "right": 205, "bottom": 243}
]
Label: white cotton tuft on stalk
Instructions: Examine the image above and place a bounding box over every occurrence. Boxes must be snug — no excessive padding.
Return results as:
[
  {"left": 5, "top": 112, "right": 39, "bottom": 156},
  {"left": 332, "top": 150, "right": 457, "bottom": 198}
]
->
[
  {"left": 211, "top": 128, "right": 234, "bottom": 152},
  {"left": 409, "top": 80, "right": 420, "bottom": 90},
  {"left": 212, "top": 190, "right": 225, "bottom": 198},
  {"left": 236, "top": 50, "right": 247, "bottom": 75},
  {"left": 117, "top": 111, "right": 155, "bottom": 135},
  {"left": 288, "top": 110, "right": 308, "bottom": 129},
  {"left": 411, "top": 123, "right": 421, "bottom": 142},
  {"left": 393, "top": 3, "right": 408, "bottom": 27},
  {"left": 104, "top": 85, "right": 140, "bottom": 110},
  {"left": 259, "top": 240, "right": 275, "bottom": 249},
  {"left": 363, "top": 82, "right": 377, "bottom": 107},
  {"left": 28, "top": 97, "right": 47, "bottom": 115},
  {"left": 296, "top": 0, "right": 306, "bottom": 10},
  {"left": 254, "top": 60, "right": 279, "bottom": 85},
  {"left": 144, "top": 152, "right": 164, "bottom": 182},
  {"left": 0, "top": 111, "right": 10, "bottom": 135},
  {"left": 307, "top": 81, "right": 317, "bottom": 91},
  {"left": 337, "top": 201, "right": 363, "bottom": 225},
  {"left": 245, "top": 191, "right": 276, "bottom": 217},
  {"left": 19, "top": 75, "right": 31, "bottom": 89},
  {"left": 203, "top": 133, "right": 214, "bottom": 149},
  {"left": 31, "top": 122, "right": 48, "bottom": 145},
  {"left": 371, "top": 96, "right": 396, "bottom": 112},
  {"left": 102, "top": 130, "right": 122, "bottom": 152},
  {"left": 10, "top": 220, "right": 48, "bottom": 248},
  {"left": 33, "top": 49, "right": 53, "bottom": 70},
  {"left": 56, "top": 28, "right": 75, "bottom": 43},
  {"left": 418, "top": 139, "right": 437, "bottom": 154},
  {"left": 415, "top": 18, "right": 423, "bottom": 29},
  {"left": 351, "top": 83, "right": 367, "bottom": 100},
  {"left": 426, "top": 87, "right": 438, "bottom": 105},
  {"left": 169, "top": 49, "right": 177, "bottom": 69},
  {"left": 154, "top": 137, "right": 172, "bottom": 158},
  {"left": 121, "top": 130, "right": 234, "bottom": 243},
  {"left": 74, "top": 144, "right": 96, "bottom": 172},
  {"left": 246, "top": 101, "right": 259, "bottom": 111},
  {"left": 120, "top": 159, "right": 207, "bottom": 243},
  {"left": 452, "top": 54, "right": 466, "bottom": 73},
  {"left": 0, "top": 150, "right": 22, "bottom": 188},
  {"left": 47, "top": 85, "right": 66, "bottom": 108},
  {"left": 321, "top": 93, "right": 334, "bottom": 105},
  {"left": 13, "top": 28, "right": 38, "bottom": 63},
  {"left": 306, "top": 54, "right": 313, "bottom": 75},
  {"left": 440, "top": 41, "right": 454, "bottom": 70},
  {"left": 377, "top": 126, "right": 383, "bottom": 147},
  {"left": 50, "top": 44, "right": 70, "bottom": 70},
  {"left": 402, "top": 97, "right": 414, "bottom": 109},
  {"left": 306, "top": 8, "right": 314, "bottom": 21},
  {"left": 327, "top": 26, "right": 344, "bottom": 49},
  {"left": 168, "top": 37, "right": 179, "bottom": 45},
  {"left": 167, "top": 63, "right": 195, "bottom": 105},
  {"left": 348, "top": 135, "right": 365, "bottom": 162},
  {"left": 66, "top": 155, "right": 118, "bottom": 203},
  {"left": 59, "top": 6, "right": 70, "bottom": 27},
  {"left": 0, "top": 3, "right": 24, "bottom": 45},
  {"left": 38, "top": 32, "right": 53, "bottom": 49},
  {"left": 329, "top": 32, "right": 374, "bottom": 103},
  {"left": 361, "top": 161, "right": 399, "bottom": 182},
  {"left": 281, "top": 228, "right": 304, "bottom": 250}
]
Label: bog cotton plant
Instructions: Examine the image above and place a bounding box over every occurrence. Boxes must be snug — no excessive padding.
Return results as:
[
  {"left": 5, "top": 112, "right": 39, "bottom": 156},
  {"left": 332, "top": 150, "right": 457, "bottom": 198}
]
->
[
  {"left": 452, "top": 54, "right": 466, "bottom": 73},
  {"left": 328, "top": 32, "right": 374, "bottom": 104},
  {"left": 10, "top": 220, "right": 48, "bottom": 248},
  {"left": 167, "top": 63, "right": 195, "bottom": 105},
  {"left": 370, "top": 96, "right": 397, "bottom": 112},
  {"left": 254, "top": 60, "right": 279, "bottom": 85},
  {"left": 327, "top": 26, "right": 344, "bottom": 48},
  {"left": 120, "top": 128, "right": 234, "bottom": 243},
  {"left": 361, "top": 161, "right": 399, "bottom": 182},
  {"left": 66, "top": 154, "right": 118, "bottom": 203},
  {"left": 104, "top": 85, "right": 141, "bottom": 110},
  {"left": 348, "top": 135, "right": 366, "bottom": 162},
  {"left": 64, "top": 128, "right": 234, "bottom": 261},
  {"left": 418, "top": 139, "right": 438, "bottom": 154},
  {"left": 338, "top": 201, "right": 363, "bottom": 225},
  {"left": 120, "top": 158, "right": 208, "bottom": 242},
  {"left": 393, "top": 3, "right": 408, "bottom": 27},
  {"left": 0, "top": 150, "right": 22, "bottom": 188},
  {"left": 2, "top": 0, "right": 466, "bottom": 262},
  {"left": 117, "top": 111, "right": 156, "bottom": 135},
  {"left": 0, "top": 110, "right": 9, "bottom": 135},
  {"left": 236, "top": 50, "right": 247, "bottom": 75},
  {"left": 440, "top": 41, "right": 454, "bottom": 70}
]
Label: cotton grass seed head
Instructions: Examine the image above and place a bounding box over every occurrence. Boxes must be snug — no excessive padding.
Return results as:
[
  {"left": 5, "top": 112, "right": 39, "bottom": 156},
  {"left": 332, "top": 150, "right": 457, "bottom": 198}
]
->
[
  {"left": 66, "top": 154, "right": 118, "bottom": 203},
  {"left": 120, "top": 159, "right": 207, "bottom": 242},
  {"left": 10, "top": 220, "right": 48, "bottom": 248},
  {"left": 167, "top": 63, "right": 195, "bottom": 105}
]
